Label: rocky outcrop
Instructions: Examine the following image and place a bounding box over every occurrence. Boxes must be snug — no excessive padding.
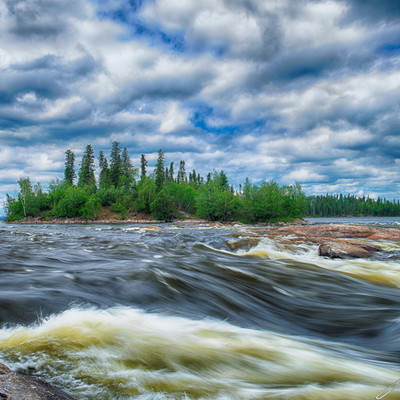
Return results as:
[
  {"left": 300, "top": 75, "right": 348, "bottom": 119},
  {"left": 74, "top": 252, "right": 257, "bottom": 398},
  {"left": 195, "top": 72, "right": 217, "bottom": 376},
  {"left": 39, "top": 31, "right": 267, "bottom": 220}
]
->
[
  {"left": 317, "top": 240, "right": 382, "bottom": 259},
  {"left": 272, "top": 224, "right": 400, "bottom": 241},
  {"left": 248, "top": 223, "right": 400, "bottom": 259},
  {"left": 0, "top": 363, "right": 75, "bottom": 400}
]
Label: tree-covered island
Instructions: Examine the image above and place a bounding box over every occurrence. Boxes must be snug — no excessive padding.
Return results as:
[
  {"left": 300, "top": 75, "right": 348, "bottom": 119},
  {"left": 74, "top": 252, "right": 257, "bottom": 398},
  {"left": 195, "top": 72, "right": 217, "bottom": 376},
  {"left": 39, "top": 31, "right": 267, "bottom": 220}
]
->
[{"left": 4, "top": 142, "right": 400, "bottom": 222}]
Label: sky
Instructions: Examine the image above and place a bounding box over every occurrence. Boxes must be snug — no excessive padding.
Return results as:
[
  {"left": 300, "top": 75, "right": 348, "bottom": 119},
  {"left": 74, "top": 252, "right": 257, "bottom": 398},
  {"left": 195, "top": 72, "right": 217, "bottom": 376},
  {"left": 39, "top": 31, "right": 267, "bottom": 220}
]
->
[{"left": 1, "top": 0, "right": 400, "bottom": 207}]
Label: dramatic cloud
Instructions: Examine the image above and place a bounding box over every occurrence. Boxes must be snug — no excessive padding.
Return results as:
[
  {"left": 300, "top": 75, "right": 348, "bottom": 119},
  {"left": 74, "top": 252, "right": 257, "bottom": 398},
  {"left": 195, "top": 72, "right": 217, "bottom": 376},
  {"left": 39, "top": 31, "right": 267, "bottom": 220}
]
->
[{"left": 1, "top": 0, "right": 400, "bottom": 208}]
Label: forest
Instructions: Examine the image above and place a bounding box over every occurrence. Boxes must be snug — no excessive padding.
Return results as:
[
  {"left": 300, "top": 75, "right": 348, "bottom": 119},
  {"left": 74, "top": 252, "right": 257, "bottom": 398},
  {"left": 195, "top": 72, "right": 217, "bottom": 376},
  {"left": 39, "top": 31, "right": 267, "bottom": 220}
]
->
[
  {"left": 306, "top": 194, "right": 400, "bottom": 217},
  {"left": 4, "top": 142, "right": 400, "bottom": 222},
  {"left": 4, "top": 142, "right": 306, "bottom": 222}
]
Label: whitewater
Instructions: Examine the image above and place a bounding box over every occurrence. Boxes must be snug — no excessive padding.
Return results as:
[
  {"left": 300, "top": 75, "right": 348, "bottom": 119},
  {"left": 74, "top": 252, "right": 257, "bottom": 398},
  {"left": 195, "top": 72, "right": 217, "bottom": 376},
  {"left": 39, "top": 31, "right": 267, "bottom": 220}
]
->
[{"left": 0, "top": 219, "right": 400, "bottom": 399}]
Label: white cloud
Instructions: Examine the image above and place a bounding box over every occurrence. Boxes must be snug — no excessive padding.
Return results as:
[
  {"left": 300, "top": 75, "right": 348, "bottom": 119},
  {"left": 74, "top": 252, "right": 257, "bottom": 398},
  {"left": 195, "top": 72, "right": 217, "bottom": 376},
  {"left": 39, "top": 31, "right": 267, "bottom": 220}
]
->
[
  {"left": 283, "top": 167, "right": 326, "bottom": 183},
  {"left": 0, "top": 0, "right": 400, "bottom": 201}
]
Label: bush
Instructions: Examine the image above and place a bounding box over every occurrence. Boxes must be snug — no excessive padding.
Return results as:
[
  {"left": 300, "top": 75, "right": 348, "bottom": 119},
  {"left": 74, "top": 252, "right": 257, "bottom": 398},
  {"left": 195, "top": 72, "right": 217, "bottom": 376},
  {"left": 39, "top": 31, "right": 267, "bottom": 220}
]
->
[
  {"left": 80, "top": 194, "right": 102, "bottom": 219},
  {"left": 150, "top": 188, "right": 175, "bottom": 221},
  {"left": 53, "top": 186, "right": 88, "bottom": 218}
]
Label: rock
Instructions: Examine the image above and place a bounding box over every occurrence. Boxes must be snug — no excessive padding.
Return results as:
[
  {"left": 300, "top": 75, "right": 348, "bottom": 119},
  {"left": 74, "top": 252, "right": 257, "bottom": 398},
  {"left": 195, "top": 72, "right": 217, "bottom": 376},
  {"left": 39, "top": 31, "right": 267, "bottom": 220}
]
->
[
  {"left": 226, "top": 238, "right": 260, "bottom": 251},
  {"left": 318, "top": 243, "right": 339, "bottom": 258},
  {"left": 272, "top": 224, "right": 400, "bottom": 241},
  {"left": 0, "top": 362, "right": 75, "bottom": 400},
  {"left": 248, "top": 223, "right": 397, "bottom": 259},
  {"left": 318, "top": 240, "right": 382, "bottom": 259}
]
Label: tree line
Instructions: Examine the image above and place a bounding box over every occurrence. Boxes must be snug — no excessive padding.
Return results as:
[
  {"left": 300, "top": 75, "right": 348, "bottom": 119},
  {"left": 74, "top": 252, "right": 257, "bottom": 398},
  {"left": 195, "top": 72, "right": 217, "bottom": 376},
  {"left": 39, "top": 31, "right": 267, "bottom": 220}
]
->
[
  {"left": 306, "top": 194, "right": 400, "bottom": 217},
  {"left": 4, "top": 142, "right": 307, "bottom": 222}
]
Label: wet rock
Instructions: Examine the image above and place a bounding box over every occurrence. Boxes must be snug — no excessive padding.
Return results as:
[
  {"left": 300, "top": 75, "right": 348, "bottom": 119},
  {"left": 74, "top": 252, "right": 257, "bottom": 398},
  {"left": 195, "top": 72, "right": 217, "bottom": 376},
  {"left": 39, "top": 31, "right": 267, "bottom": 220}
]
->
[
  {"left": 273, "top": 224, "right": 400, "bottom": 241},
  {"left": 318, "top": 240, "right": 382, "bottom": 259},
  {"left": 249, "top": 223, "right": 397, "bottom": 259},
  {"left": 0, "top": 362, "right": 75, "bottom": 400},
  {"left": 226, "top": 238, "right": 260, "bottom": 251}
]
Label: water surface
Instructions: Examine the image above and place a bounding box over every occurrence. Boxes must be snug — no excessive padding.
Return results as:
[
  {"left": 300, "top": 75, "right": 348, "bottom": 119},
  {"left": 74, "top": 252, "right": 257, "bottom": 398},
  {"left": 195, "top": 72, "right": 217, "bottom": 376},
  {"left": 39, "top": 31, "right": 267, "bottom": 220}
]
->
[{"left": 0, "top": 219, "right": 400, "bottom": 399}]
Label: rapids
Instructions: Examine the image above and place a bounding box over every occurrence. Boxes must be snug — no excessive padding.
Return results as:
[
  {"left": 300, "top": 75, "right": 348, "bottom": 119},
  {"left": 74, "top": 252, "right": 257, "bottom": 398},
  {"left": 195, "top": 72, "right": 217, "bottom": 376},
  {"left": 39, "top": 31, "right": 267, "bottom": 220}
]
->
[{"left": 0, "top": 219, "right": 400, "bottom": 399}]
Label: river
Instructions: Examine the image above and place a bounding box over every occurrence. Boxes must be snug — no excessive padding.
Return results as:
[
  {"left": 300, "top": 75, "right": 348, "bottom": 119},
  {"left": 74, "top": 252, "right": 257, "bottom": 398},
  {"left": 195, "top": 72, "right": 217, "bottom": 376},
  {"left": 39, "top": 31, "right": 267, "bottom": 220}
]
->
[{"left": 0, "top": 218, "right": 400, "bottom": 399}]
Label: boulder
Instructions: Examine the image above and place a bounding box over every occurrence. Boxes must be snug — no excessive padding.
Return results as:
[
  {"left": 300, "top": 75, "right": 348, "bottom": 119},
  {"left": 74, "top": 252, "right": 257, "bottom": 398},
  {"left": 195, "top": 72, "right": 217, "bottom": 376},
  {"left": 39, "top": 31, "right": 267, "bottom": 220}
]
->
[
  {"left": 318, "top": 240, "right": 382, "bottom": 259},
  {"left": 0, "top": 362, "right": 75, "bottom": 400}
]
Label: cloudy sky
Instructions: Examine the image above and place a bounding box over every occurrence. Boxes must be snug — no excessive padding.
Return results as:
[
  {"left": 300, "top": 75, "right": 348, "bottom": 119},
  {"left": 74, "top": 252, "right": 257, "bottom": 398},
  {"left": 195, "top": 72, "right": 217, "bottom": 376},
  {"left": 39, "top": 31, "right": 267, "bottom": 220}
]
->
[{"left": 1, "top": 0, "right": 400, "bottom": 206}]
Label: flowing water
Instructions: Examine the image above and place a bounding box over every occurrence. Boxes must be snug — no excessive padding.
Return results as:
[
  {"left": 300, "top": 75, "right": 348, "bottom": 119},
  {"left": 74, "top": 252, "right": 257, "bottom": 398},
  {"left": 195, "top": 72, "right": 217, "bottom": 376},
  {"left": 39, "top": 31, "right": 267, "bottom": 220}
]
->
[{"left": 0, "top": 218, "right": 400, "bottom": 399}]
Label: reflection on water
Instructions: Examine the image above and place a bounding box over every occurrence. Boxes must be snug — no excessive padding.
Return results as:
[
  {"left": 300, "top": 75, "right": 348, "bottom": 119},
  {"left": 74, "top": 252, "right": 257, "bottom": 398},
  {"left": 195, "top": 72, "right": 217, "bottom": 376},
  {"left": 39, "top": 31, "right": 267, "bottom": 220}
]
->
[{"left": 0, "top": 219, "right": 399, "bottom": 399}]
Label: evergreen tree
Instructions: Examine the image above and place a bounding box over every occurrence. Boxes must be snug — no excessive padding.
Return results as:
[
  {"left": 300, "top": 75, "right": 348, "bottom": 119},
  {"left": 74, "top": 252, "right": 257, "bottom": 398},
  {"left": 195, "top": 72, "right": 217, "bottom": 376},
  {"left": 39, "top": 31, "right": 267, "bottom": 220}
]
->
[
  {"left": 177, "top": 160, "right": 186, "bottom": 183},
  {"left": 122, "top": 147, "right": 134, "bottom": 179},
  {"left": 98, "top": 151, "right": 111, "bottom": 188},
  {"left": 155, "top": 149, "right": 165, "bottom": 191},
  {"left": 219, "top": 170, "right": 229, "bottom": 189},
  {"left": 64, "top": 150, "right": 76, "bottom": 185},
  {"left": 169, "top": 162, "right": 174, "bottom": 181},
  {"left": 165, "top": 167, "right": 169, "bottom": 181},
  {"left": 110, "top": 141, "right": 122, "bottom": 187},
  {"left": 140, "top": 154, "right": 148, "bottom": 181},
  {"left": 78, "top": 145, "right": 96, "bottom": 188}
]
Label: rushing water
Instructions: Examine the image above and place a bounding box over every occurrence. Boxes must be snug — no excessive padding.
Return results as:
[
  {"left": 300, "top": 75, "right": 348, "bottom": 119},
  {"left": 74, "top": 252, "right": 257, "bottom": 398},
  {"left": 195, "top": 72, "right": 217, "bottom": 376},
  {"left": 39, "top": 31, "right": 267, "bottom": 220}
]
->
[{"left": 1, "top": 219, "right": 400, "bottom": 399}]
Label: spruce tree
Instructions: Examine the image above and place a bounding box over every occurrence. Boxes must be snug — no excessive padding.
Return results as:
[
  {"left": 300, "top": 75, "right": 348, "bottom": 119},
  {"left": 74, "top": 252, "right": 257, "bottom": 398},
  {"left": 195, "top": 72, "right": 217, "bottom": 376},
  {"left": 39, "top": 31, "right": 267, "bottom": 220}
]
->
[
  {"left": 169, "top": 162, "right": 174, "bottom": 181},
  {"left": 78, "top": 145, "right": 96, "bottom": 187},
  {"left": 110, "top": 141, "right": 122, "bottom": 187},
  {"left": 64, "top": 150, "right": 76, "bottom": 185},
  {"left": 140, "top": 154, "right": 147, "bottom": 181},
  {"left": 122, "top": 147, "right": 134, "bottom": 180},
  {"left": 98, "top": 151, "right": 110, "bottom": 188},
  {"left": 177, "top": 160, "right": 186, "bottom": 183},
  {"left": 155, "top": 149, "right": 165, "bottom": 191}
]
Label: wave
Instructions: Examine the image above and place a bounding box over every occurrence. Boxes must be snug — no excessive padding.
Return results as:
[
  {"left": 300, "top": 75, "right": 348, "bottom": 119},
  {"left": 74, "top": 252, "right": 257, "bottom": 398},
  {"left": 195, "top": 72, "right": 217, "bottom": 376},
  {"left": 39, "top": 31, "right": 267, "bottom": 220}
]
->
[
  {"left": 213, "top": 234, "right": 400, "bottom": 288},
  {"left": 1, "top": 307, "right": 400, "bottom": 399}
]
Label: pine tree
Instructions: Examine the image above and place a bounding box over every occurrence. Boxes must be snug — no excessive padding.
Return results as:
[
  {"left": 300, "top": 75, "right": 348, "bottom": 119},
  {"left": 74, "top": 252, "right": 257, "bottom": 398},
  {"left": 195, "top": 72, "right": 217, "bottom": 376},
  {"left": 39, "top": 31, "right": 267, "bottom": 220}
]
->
[
  {"left": 110, "top": 141, "right": 122, "bottom": 187},
  {"left": 140, "top": 154, "right": 148, "bottom": 181},
  {"left": 169, "top": 162, "right": 174, "bottom": 181},
  {"left": 64, "top": 150, "right": 76, "bottom": 185},
  {"left": 78, "top": 145, "right": 96, "bottom": 187},
  {"left": 155, "top": 149, "right": 165, "bottom": 191}
]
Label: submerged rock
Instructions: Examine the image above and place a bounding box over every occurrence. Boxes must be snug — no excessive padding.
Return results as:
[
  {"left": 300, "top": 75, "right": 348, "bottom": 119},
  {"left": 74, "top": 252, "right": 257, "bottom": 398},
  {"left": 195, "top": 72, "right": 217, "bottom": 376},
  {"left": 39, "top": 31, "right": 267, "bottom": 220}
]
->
[
  {"left": 226, "top": 238, "right": 260, "bottom": 251},
  {"left": 0, "top": 363, "right": 75, "bottom": 400}
]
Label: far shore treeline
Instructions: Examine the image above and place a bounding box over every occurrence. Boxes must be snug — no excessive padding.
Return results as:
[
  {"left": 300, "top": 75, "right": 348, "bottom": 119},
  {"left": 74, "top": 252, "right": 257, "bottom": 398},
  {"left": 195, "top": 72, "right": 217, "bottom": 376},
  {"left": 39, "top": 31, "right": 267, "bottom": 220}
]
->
[{"left": 4, "top": 142, "right": 400, "bottom": 222}]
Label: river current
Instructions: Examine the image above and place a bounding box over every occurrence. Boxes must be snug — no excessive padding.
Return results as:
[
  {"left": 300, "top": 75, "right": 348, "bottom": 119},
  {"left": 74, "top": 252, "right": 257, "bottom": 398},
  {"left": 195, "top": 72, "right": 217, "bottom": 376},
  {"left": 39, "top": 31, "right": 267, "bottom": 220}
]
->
[{"left": 1, "top": 218, "right": 400, "bottom": 399}]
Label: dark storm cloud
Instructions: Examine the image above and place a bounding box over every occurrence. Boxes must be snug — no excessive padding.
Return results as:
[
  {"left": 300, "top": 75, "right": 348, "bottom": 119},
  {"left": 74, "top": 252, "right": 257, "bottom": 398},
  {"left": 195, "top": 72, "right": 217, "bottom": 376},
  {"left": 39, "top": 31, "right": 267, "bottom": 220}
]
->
[
  {"left": 342, "top": 0, "right": 400, "bottom": 22},
  {"left": 14, "top": 53, "right": 98, "bottom": 78},
  {"left": 249, "top": 49, "right": 342, "bottom": 87},
  {"left": 0, "top": 53, "right": 98, "bottom": 128},
  {"left": 6, "top": 0, "right": 85, "bottom": 38}
]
